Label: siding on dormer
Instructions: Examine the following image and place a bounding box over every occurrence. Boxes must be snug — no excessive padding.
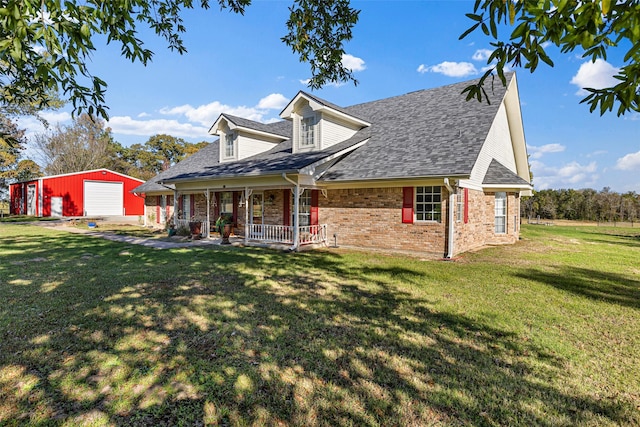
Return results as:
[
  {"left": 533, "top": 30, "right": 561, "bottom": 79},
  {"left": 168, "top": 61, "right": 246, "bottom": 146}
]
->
[{"left": 320, "top": 113, "right": 361, "bottom": 150}]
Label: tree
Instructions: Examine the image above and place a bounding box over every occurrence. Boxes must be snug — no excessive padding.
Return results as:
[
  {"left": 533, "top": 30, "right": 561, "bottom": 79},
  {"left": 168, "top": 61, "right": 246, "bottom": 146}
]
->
[
  {"left": 460, "top": 0, "right": 640, "bottom": 116},
  {"left": 34, "top": 114, "right": 113, "bottom": 175},
  {"left": 0, "top": 0, "right": 357, "bottom": 120},
  {"left": 13, "top": 159, "right": 43, "bottom": 182},
  {"left": 3, "top": 1, "right": 636, "bottom": 118},
  {"left": 0, "top": 115, "right": 27, "bottom": 201}
]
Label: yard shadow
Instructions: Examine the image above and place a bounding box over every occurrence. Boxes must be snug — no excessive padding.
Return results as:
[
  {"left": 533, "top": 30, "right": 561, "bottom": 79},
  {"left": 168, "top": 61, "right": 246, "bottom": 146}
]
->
[
  {"left": 0, "top": 225, "right": 638, "bottom": 425},
  {"left": 515, "top": 266, "right": 640, "bottom": 310},
  {"left": 581, "top": 230, "right": 640, "bottom": 248}
]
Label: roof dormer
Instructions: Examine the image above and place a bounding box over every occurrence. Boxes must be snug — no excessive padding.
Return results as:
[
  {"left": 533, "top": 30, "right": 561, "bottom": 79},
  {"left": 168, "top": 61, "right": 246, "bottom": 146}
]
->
[
  {"left": 280, "top": 92, "right": 370, "bottom": 154},
  {"left": 209, "top": 114, "right": 288, "bottom": 163}
]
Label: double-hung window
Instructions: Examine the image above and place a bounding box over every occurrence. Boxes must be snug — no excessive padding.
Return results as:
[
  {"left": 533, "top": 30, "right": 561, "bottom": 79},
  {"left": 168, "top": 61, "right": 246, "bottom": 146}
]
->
[
  {"left": 291, "top": 189, "right": 311, "bottom": 226},
  {"left": 224, "top": 132, "right": 235, "bottom": 158},
  {"left": 180, "top": 194, "right": 191, "bottom": 219},
  {"left": 300, "top": 116, "right": 315, "bottom": 148},
  {"left": 415, "top": 186, "right": 441, "bottom": 222},
  {"left": 220, "top": 192, "right": 234, "bottom": 218},
  {"left": 494, "top": 192, "right": 507, "bottom": 233}
]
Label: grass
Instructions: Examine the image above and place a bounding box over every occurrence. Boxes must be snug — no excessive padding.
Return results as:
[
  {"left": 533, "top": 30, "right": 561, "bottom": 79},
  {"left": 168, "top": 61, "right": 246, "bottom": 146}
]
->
[
  {"left": 0, "top": 223, "right": 638, "bottom": 426},
  {"left": 0, "top": 215, "right": 61, "bottom": 223}
]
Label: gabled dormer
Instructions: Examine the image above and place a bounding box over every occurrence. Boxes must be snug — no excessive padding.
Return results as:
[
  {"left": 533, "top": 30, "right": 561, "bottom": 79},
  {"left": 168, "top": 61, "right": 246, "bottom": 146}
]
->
[
  {"left": 209, "top": 114, "right": 288, "bottom": 163},
  {"left": 280, "top": 92, "right": 370, "bottom": 154}
]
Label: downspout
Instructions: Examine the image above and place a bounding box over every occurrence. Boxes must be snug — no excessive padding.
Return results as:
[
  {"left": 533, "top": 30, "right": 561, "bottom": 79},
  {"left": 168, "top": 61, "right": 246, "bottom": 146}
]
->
[
  {"left": 443, "top": 178, "right": 455, "bottom": 259},
  {"left": 282, "top": 173, "right": 299, "bottom": 251}
]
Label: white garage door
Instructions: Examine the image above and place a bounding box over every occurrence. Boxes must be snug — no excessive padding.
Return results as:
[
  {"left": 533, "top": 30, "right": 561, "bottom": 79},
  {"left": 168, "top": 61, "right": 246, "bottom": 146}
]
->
[{"left": 84, "top": 181, "right": 123, "bottom": 216}]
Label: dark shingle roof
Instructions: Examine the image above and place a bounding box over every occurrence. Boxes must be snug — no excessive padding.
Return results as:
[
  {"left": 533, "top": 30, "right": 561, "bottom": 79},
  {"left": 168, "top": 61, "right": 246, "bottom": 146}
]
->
[
  {"left": 320, "top": 75, "right": 512, "bottom": 182},
  {"left": 483, "top": 159, "right": 530, "bottom": 186},
  {"left": 222, "top": 114, "right": 291, "bottom": 138},
  {"left": 165, "top": 130, "right": 370, "bottom": 183},
  {"left": 299, "top": 91, "right": 369, "bottom": 124},
  {"left": 140, "top": 73, "right": 517, "bottom": 188},
  {"left": 131, "top": 141, "right": 220, "bottom": 193}
]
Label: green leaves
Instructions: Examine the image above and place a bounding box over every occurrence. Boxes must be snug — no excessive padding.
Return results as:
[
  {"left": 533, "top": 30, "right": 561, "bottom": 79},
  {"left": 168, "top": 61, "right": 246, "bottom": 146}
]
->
[
  {"left": 282, "top": 0, "right": 360, "bottom": 90},
  {"left": 460, "top": 0, "right": 640, "bottom": 116}
]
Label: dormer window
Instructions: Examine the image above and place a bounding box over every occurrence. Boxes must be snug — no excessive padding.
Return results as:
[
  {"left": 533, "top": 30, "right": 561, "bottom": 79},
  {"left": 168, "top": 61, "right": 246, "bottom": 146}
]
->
[
  {"left": 224, "top": 132, "right": 235, "bottom": 159},
  {"left": 300, "top": 116, "right": 316, "bottom": 148}
]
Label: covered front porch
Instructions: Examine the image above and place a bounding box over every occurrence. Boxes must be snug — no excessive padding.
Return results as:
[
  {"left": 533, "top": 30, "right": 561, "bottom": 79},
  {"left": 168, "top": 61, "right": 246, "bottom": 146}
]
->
[{"left": 170, "top": 179, "right": 328, "bottom": 250}]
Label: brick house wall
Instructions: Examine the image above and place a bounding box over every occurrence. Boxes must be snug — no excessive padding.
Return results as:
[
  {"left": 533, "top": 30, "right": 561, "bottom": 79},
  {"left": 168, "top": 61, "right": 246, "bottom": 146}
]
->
[
  {"left": 144, "top": 194, "right": 176, "bottom": 228},
  {"left": 145, "top": 186, "right": 521, "bottom": 256},
  {"left": 454, "top": 189, "right": 520, "bottom": 254},
  {"left": 319, "top": 187, "right": 449, "bottom": 256}
]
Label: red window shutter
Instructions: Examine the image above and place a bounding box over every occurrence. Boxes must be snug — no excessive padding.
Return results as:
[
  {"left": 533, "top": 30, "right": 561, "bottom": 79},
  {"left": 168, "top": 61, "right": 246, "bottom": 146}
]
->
[
  {"left": 402, "top": 187, "right": 414, "bottom": 224},
  {"left": 190, "top": 194, "right": 195, "bottom": 217},
  {"left": 283, "top": 189, "right": 290, "bottom": 226},
  {"left": 463, "top": 188, "right": 469, "bottom": 224},
  {"left": 310, "top": 190, "right": 319, "bottom": 226},
  {"left": 232, "top": 192, "right": 239, "bottom": 223},
  {"left": 214, "top": 193, "right": 220, "bottom": 218}
]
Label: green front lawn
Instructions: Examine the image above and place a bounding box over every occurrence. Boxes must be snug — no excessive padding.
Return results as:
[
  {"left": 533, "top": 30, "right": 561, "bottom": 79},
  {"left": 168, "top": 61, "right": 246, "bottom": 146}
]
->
[{"left": 0, "top": 223, "right": 638, "bottom": 426}]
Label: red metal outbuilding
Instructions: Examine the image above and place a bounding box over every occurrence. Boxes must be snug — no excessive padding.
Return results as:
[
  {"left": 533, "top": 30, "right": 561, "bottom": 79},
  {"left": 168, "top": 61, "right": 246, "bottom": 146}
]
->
[{"left": 9, "top": 169, "right": 145, "bottom": 217}]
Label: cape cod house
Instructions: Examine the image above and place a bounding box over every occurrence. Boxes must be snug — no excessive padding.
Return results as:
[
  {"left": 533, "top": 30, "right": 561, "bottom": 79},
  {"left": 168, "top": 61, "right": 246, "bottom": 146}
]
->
[{"left": 132, "top": 73, "right": 532, "bottom": 257}]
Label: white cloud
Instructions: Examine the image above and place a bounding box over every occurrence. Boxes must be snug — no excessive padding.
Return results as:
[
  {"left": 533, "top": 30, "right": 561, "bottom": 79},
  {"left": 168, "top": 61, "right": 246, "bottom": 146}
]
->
[
  {"left": 527, "top": 143, "right": 566, "bottom": 159},
  {"left": 159, "top": 93, "right": 288, "bottom": 126},
  {"left": 472, "top": 49, "right": 492, "bottom": 61},
  {"left": 570, "top": 59, "right": 620, "bottom": 95},
  {"left": 341, "top": 53, "right": 366, "bottom": 72},
  {"left": 615, "top": 151, "right": 640, "bottom": 171},
  {"left": 40, "top": 111, "right": 72, "bottom": 123},
  {"left": 586, "top": 150, "right": 607, "bottom": 158},
  {"left": 160, "top": 102, "right": 260, "bottom": 126},
  {"left": 137, "top": 112, "right": 151, "bottom": 118},
  {"left": 530, "top": 160, "right": 598, "bottom": 189},
  {"left": 417, "top": 61, "right": 478, "bottom": 77},
  {"left": 299, "top": 78, "right": 311, "bottom": 85},
  {"left": 257, "top": 93, "right": 288, "bottom": 110},
  {"left": 107, "top": 116, "right": 209, "bottom": 138}
]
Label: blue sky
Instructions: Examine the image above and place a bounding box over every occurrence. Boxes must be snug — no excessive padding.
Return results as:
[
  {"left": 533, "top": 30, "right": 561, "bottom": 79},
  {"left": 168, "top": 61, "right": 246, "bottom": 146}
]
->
[{"left": 20, "top": 0, "right": 639, "bottom": 192}]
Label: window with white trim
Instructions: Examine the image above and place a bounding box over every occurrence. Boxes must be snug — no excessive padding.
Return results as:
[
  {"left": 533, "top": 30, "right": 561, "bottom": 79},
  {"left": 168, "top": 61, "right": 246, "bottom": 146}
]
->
[
  {"left": 220, "top": 192, "right": 233, "bottom": 218},
  {"left": 290, "top": 189, "right": 311, "bottom": 226},
  {"left": 300, "top": 116, "right": 316, "bottom": 147},
  {"left": 180, "top": 194, "right": 190, "bottom": 219},
  {"left": 415, "top": 186, "right": 441, "bottom": 222},
  {"left": 224, "top": 132, "right": 235, "bottom": 158},
  {"left": 495, "top": 192, "right": 507, "bottom": 233}
]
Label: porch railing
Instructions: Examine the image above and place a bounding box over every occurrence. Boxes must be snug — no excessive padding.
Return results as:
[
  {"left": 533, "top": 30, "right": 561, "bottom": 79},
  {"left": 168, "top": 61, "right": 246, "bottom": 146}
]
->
[{"left": 247, "top": 224, "right": 327, "bottom": 245}]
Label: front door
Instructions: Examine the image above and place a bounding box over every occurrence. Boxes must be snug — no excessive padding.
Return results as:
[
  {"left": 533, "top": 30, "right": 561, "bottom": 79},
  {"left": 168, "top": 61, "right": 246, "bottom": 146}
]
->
[
  {"left": 250, "top": 193, "right": 264, "bottom": 238},
  {"left": 27, "top": 185, "right": 36, "bottom": 216},
  {"left": 51, "top": 197, "right": 63, "bottom": 217}
]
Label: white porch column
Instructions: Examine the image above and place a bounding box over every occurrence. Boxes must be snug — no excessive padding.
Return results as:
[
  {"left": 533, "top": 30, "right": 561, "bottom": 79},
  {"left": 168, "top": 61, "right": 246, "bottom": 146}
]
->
[
  {"left": 244, "top": 187, "right": 250, "bottom": 244},
  {"left": 173, "top": 190, "right": 179, "bottom": 227}
]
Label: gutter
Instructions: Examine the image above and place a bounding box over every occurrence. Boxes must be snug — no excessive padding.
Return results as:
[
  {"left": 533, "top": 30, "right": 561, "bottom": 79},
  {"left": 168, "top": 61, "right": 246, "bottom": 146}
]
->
[
  {"left": 443, "top": 178, "right": 455, "bottom": 259},
  {"left": 282, "top": 173, "right": 300, "bottom": 251}
]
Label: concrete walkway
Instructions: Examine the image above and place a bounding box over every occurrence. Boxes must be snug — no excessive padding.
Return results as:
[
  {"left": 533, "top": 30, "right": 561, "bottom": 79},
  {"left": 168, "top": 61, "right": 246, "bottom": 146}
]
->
[{"left": 38, "top": 222, "right": 228, "bottom": 249}]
